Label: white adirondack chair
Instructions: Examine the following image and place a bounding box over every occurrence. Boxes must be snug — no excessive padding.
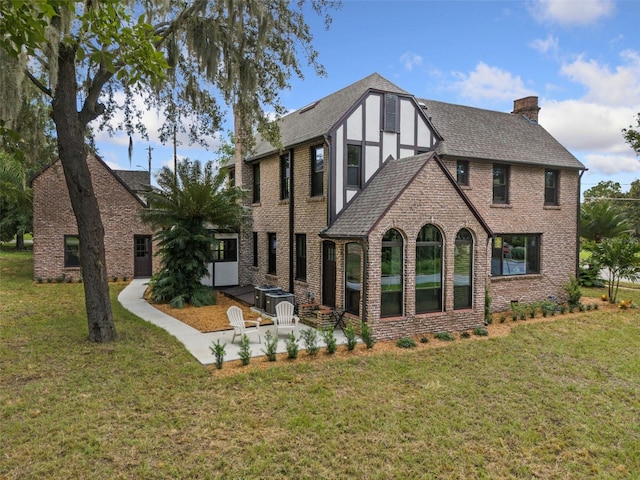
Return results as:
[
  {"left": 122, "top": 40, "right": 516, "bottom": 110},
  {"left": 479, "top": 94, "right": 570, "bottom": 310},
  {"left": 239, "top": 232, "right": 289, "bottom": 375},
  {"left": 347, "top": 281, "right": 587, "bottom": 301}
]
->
[
  {"left": 274, "top": 301, "right": 299, "bottom": 336},
  {"left": 226, "top": 306, "right": 262, "bottom": 343}
]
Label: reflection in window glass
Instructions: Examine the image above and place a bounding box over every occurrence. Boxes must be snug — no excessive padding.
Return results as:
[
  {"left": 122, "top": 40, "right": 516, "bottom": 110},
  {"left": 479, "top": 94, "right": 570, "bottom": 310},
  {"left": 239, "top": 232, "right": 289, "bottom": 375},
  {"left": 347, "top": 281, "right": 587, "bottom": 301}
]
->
[
  {"left": 381, "top": 229, "right": 403, "bottom": 317},
  {"left": 345, "top": 242, "right": 361, "bottom": 315},
  {"left": 491, "top": 234, "right": 540, "bottom": 276},
  {"left": 416, "top": 225, "right": 443, "bottom": 313},
  {"left": 454, "top": 229, "right": 473, "bottom": 310}
]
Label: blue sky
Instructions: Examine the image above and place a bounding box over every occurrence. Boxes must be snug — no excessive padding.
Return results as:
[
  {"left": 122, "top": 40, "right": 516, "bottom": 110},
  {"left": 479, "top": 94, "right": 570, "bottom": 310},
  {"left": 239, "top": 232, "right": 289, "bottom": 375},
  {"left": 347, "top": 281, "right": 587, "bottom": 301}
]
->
[{"left": 95, "top": 0, "right": 640, "bottom": 195}]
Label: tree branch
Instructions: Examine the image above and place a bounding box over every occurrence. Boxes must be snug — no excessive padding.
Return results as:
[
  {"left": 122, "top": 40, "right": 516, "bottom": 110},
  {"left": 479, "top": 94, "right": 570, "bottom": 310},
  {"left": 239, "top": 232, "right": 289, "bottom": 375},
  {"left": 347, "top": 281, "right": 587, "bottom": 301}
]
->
[
  {"left": 153, "top": 0, "right": 209, "bottom": 48},
  {"left": 79, "top": 63, "right": 113, "bottom": 125},
  {"left": 25, "top": 69, "right": 52, "bottom": 97}
]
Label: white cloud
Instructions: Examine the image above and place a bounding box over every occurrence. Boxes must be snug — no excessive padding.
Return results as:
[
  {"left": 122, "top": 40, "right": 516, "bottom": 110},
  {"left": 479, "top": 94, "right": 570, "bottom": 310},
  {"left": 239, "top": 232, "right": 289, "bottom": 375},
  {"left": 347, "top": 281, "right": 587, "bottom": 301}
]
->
[
  {"left": 530, "top": 34, "right": 559, "bottom": 55},
  {"left": 400, "top": 51, "right": 423, "bottom": 72},
  {"left": 451, "top": 62, "right": 536, "bottom": 103},
  {"left": 584, "top": 152, "right": 640, "bottom": 174},
  {"left": 530, "top": 0, "right": 615, "bottom": 26},
  {"left": 560, "top": 51, "right": 640, "bottom": 106}
]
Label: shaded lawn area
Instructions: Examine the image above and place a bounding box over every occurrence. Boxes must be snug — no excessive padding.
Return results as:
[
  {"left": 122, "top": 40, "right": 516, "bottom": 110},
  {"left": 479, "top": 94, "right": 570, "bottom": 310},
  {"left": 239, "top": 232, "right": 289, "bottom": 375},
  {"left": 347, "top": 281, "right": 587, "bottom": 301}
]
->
[{"left": 2, "top": 247, "right": 640, "bottom": 479}]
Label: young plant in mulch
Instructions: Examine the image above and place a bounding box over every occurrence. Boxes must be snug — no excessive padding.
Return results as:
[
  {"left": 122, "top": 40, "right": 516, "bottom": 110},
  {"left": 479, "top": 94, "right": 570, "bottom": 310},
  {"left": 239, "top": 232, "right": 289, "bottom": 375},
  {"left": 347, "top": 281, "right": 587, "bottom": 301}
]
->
[
  {"left": 361, "top": 321, "right": 375, "bottom": 349},
  {"left": 261, "top": 330, "right": 278, "bottom": 362},
  {"left": 473, "top": 326, "right": 489, "bottom": 337},
  {"left": 321, "top": 327, "right": 338, "bottom": 354},
  {"left": 434, "top": 331, "right": 455, "bottom": 342},
  {"left": 396, "top": 337, "right": 417, "bottom": 348},
  {"left": 210, "top": 339, "right": 226, "bottom": 370},
  {"left": 420, "top": 336, "right": 429, "bottom": 344},
  {"left": 238, "top": 334, "right": 251, "bottom": 366},
  {"left": 460, "top": 331, "right": 471, "bottom": 339},
  {"left": 300, "top": 328, "right": 319, "bottom": 356},
  {"left": 285, "top": 332, "right": 299, "bottom": 359},
  {"left": 344, "top": 325, "right": 358, "bottom": 351}
]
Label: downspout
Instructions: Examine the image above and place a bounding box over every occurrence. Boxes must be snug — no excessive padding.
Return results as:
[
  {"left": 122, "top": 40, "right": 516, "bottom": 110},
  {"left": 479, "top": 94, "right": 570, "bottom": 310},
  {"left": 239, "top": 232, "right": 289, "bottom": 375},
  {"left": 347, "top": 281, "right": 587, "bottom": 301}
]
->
[
  {"left": 576, "top": 169, "right": 586, "bottom": 278},
  {"left": 288, "top": 148, "right": 295, "bottom": 294}
]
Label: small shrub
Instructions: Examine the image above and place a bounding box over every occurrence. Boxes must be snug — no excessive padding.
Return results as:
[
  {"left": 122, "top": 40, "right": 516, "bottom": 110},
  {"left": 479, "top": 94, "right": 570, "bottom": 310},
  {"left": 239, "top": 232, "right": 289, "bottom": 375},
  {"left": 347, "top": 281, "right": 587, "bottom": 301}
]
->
[
  {"left": 618, "top": 299, "right": 633, "bottom": 310},
  {"left": 321, "top": 327, "right": 338, "bottom": 354},
  {"left": 519, "top": 312, "right": 526, "bottom": 321},
  {"left": 593, "top": 303, "right": 599, "bottom": 310},
  {"left": 579, "top": 303, "right": 585, "bottom": 312},
  {"left": 77, "top": 277, "right": 82, "bottom": 283},
  {"left": 434, "top": 331, "right": 455, "bottom": 342},
  {"left": 300, "top": 328, "right": 319, "bottom": 356},
  {"left": 285, "top": 332, "right": 299, "bottom": 359},
  {"left": 559, "top": 305, "right": 567, "bottom": 314},
  {"left": 46, "top": 277, "right": 53, "bottom": 283},
  {"left": 111, "top": 276, "right": 118, "bottom": 282},
  {"left": 396, "top": 337, "right": 417, "bottom": 348},
  {"left": 511, "top": 313, "right": 518, "bottom": 321},
  {"left": 209, "top": 339, "right": 226, "bottom": 370},
  {"left": 261, "top": 330, "right": 278, "bottom": 361},
  {"left": 238, "top": 335, "right": 251, "bottom": 366},
  {"left": 499, "top": 315, "right": 506, "bottom": 323},
  {"left": 55, "top": 276, "right": 64, "bottom": 283},
  {"left": 528, "top": 308, "right": 536, "bottom": 319},
  {"left": 563, "top": 275, "right": 582, "bottom": 308},
  {"left": 586, "top": 304, "right": 592, "bottom": 311},
  {"left": 569, "top": 305, "right": 574, "bottom": 313},
  {"left": 122, "top": 276, "right": 129, "bottom": 282},
  {"left": 473, "top": 326, "right": 489, "bottom": 336},
  {"left": 65, "top": 276, "right": 72, "bottom": 283},
  {"left": 460, "top": 331, "right": 471, "bottom": 339},
  {"left": 420, "top": 336, "right": 429, "bottom": 343},
  {"left": 361, "top": 322, "right": 375, "bottom": 349},
  {"left": 600, "top": 294, "right": 608, "bottom": 302},
  {"left": 344, "top": 325, "right": 357, "bottom": 351},
  {"left": 35, "top": 277, "right": 43, "bottom": 283}
]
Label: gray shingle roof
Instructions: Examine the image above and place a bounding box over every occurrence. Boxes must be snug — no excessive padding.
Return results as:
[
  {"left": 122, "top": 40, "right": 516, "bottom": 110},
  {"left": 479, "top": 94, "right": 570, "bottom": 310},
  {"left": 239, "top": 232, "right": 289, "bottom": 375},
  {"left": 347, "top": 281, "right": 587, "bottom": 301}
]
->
[
  {"left": 323, "top": 153, "right": 436, "bottom": 238},
  {"left": 250, "top": 73, "right": 409, "bottom": 159},
  {"left": 419, "top": 99, "right": 585, "bottom": 170},
  {"left": 113, "top": 170, "right": 151, "bottom": 193}
]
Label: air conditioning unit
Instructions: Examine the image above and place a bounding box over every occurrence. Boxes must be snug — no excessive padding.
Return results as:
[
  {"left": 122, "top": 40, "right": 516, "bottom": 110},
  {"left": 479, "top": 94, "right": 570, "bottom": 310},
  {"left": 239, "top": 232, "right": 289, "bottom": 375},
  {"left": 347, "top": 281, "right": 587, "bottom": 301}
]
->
[
  {"left": 265, "top": 292, "right": 295, "bottom": 316},
  {"left": 253, "top": 285, "right": 282, "bottom": 311}
]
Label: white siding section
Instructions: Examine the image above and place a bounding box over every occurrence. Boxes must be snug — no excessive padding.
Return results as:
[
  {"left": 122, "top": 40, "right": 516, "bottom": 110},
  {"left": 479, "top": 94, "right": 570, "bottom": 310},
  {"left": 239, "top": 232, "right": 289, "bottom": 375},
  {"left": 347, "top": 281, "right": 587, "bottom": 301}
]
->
[
  {"left": 382, "top": 131, "right": 397, "bottom": 161},
  {"left": 400, "top": 148, "right": 415, "bottom": 159},
  {"left": 365, "top": 144, "right": 380, "bottom": 182},
  {"left": 417, "top": 117, "right": 431, "bottom": 149},
  {"left": 335, "top": 126, "right": 344, "bottom": 213},
  {"left": 346, "top": 189, "right": 357, "bottom": 204},
  {"left": 346, "top": 105, "right": 363, "bottom": 141},
  {"left": 399, "top": 98, "right": 415, "bottom": 145},
  {"left": 365, "top": 95, "right": 381, "bottom": 142}
]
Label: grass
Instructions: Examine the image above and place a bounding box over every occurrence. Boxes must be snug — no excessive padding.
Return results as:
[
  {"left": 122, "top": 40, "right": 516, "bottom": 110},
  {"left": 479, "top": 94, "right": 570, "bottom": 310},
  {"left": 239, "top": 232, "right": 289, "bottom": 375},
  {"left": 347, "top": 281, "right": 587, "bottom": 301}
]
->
[{"left": 2, "top": 246, "right": 640, "bottom": 479}]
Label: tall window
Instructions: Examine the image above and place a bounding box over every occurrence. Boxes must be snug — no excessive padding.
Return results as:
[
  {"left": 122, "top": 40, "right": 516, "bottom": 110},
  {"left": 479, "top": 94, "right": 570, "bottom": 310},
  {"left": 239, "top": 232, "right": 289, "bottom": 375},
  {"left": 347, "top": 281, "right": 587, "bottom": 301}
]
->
[
  {"left": 491, "top": 234, "right": 540, "bottom": 276},
  {"left": 64, "top": 235, "right": 80, "bottom": 267},
  {"left": 280, "top": 153, "right": 290, "bottom": 200},
  {"left": 381, "top": 229, "right": 403, "bottom": 317},
  {"left": 311, "top": 145, "right": 324, "bottom": 197},
  {"left": 544, "top": 169, "right": 559, "bottom": 205},
  {"left": 345, "top": 242, "right": 362, "bottom": 315},
  {"left": 347, "top": 144, "right": 362, "bottom": 188},
  {"left": 492, "top": 165, "right": 509, "bottom": 204},
  {"left": 267, "top": 233, "right": 277, "bottom": 275},
  {"left": 415, "top": 225, "right": 443, "bottom": 313},
  {"left": 211, "top": 238, "right": 237, "bottom": 262},
  {"left": 252, "top": 163, "right": 260, "bottom": 203},
  {"left": 252, "top": 232, "right": 258, "bottom": 267},
  {"left": 295, "top": 234, "right": 307, "bottom": 281},
  {"left": 456, "top": 160, "right": 469, "bottom": 186},
  {"left": 454, "top": 229, "right": 473, "bottom": 310}
]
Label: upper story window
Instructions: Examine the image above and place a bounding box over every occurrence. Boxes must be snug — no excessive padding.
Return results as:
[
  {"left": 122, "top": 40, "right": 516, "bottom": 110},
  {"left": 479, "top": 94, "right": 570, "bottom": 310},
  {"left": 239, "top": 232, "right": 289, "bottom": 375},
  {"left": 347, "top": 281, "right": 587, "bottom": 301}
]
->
[
  {"left": 384, "top": 93, "right": 398, "bottom": 132},
  {"left": 347, "top": 144, "right": 362, "bottom": 188},
  {"left": 544, "top": 169, "right": 559, "bottom": 205},
  {"left": 280, "top": 153, "right": 290, "bottom": 200},
  {"left": 64, "top": 235, "right": 80, "bottom": 268},
  {"left": 252, "top": 163, "right": 260, "bottom": 203},
  {"left": 456, "top": 160, "right": 469, "bottom": 186},
  {"left": 491, "top": 234, "right": 540, "bottom": 276},
  {"left": 311, "top": 145, "right": 324, "bottom": 197},
  {"left": 492, "top": 164, "right": 509, "bottom": 204}
]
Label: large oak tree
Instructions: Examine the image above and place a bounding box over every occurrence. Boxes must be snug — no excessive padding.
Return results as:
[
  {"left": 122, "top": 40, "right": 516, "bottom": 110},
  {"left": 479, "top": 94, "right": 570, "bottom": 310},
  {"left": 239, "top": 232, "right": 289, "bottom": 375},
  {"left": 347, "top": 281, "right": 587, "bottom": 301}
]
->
[{"left": 0, "top": 0, "right": 338, "bottom": 342}]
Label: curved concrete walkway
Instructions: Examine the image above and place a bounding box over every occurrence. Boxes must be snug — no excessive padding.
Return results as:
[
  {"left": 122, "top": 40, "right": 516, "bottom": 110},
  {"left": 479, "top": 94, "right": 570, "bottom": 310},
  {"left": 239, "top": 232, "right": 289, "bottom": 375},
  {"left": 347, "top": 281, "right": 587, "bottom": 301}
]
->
[{"left": 118, "top": 279, "right": 347, "bottom": 365}]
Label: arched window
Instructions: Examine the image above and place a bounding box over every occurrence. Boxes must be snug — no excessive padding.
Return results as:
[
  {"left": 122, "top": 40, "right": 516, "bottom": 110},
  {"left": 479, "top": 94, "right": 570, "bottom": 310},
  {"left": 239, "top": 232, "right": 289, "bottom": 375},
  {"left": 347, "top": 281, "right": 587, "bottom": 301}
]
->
[
  {"left": 381, "top": 229, "right": 403, "bottom": 317},
  {"left": 345, "top": 242, "right": 362, "bottom": 315},
  {"left": 454, "top": 229, "right": 473, "bottom": 310},
  {"left": 416, "top": 225, "right": 443, "bottom": 313}
]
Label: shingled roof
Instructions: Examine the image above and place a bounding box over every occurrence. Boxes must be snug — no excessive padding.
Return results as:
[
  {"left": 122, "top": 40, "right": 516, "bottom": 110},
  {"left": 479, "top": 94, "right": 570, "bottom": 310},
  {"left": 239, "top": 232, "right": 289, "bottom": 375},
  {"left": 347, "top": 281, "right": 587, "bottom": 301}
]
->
[
  {"left": 419, "top": 99, "right": 585, "bottom": 170},
  {"left": 250, "top": 73, "right": 409, "bottom": 159}
]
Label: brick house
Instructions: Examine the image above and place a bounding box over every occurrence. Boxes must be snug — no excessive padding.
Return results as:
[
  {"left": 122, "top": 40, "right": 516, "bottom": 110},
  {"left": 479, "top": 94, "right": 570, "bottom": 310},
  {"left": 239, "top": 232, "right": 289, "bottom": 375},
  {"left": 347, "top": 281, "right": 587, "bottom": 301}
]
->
[
  {"left": 32, "top": 154, "right": 155, "bottom": 282},
  {"left": 230, "top": 72, "right": 585, "bottom": 340}
]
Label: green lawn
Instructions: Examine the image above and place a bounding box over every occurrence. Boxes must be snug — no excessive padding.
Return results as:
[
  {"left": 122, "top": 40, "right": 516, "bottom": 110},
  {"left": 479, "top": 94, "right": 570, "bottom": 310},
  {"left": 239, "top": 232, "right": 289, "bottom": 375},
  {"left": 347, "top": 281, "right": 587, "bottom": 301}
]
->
[{"left": 2, "top": 247, "right": 640, "bottom": 479}]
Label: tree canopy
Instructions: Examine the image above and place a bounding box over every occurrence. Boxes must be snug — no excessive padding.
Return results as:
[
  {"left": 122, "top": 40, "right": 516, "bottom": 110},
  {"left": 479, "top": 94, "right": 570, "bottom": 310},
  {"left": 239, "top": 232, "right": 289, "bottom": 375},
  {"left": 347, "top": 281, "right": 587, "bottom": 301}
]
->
[
  {"left": 622, "top": 112, "right": 640, "bottom": 156},
  {"left": 0, "top": 0, "right": 339, "bottom": 342}
]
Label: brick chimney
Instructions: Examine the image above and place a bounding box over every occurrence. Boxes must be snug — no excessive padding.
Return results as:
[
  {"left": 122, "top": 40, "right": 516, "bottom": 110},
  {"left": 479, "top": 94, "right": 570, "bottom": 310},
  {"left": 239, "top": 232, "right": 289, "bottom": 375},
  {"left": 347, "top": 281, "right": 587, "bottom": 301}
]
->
[{"left": 512, "top": 96, "right": 540, "bottom": 123}]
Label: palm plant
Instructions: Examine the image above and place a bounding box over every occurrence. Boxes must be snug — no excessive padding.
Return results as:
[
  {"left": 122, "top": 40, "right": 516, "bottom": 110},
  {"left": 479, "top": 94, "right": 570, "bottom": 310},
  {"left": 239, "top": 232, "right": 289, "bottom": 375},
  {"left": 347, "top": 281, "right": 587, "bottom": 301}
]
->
[
  {"left": 580, "top": 201, "right": 633, "bottom": 246},
  {"left": 592, "top": 235, "right": 640, "bottom": 303},
  {"left": 141, "top": 159, "right": 245, "bottom": 307}
]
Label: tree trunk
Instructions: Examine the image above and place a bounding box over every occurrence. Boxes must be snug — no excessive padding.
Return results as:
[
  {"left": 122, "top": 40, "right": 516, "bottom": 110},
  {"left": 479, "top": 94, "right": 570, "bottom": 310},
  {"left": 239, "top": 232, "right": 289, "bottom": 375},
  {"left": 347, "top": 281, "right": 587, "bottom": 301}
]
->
[
  {"left": 15, "top": 233, "right": 25, "bottom": 251},
  {"left": 52, "top": 44, "right": 116, "bottom": 342}
]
